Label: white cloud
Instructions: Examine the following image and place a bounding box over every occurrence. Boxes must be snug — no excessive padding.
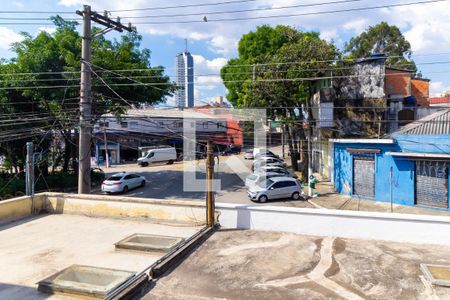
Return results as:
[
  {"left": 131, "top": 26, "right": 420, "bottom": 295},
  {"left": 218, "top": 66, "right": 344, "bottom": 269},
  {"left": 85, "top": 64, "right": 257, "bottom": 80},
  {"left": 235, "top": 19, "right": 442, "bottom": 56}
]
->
[
  {"left": 320, "top": 29, "right": 338, "bottom": 42},
  {"left": 37, "top": 27, "right": 56, "bottom": 35},
  {"left": 208, "top": 35, "right": 238, "bottom": 55},
  {"left": 192, "top": 54, "right": 227, "bottom": 91},
  {"left": 0, "top": 27, "right": 23, "bottom": 50},
  {"left": 343, "top": 19, "right": 368, "bottom": 34},
  {"left": 12, "top": 1, "right": 24, "bottom": 8},
  {"left": 55, "top": 0, "right": 450, "bottom": 96},
  {"left": 430, "top": 81, "right": 450, "bottom": 97}
]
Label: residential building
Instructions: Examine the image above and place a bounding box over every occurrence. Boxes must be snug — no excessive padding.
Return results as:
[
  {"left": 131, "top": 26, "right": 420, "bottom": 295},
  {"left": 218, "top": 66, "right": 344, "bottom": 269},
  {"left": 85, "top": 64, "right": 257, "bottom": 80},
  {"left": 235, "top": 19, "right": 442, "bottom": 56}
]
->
[
  {"left": 175, "top": 51, "right": 194, "bottom": 108},
  {"left": 310, "top": 54, "right": 431, "bottom": 178},
  {"left": 331, "top": 109, "right": 450, "bottom": 211},
  {"left": 93, "top": 108, "right": 227, "bottom": 164},
  {"left": 429, "top": 96, "right": 450, "bottom": 107}
]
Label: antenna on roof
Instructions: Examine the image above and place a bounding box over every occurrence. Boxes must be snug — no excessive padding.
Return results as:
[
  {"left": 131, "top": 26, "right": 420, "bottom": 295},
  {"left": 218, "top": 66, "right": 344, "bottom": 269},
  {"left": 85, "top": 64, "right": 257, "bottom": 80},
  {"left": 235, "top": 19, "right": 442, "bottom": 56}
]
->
[{"left": 184, "top": 38, "right": 188, "bottom": 52}]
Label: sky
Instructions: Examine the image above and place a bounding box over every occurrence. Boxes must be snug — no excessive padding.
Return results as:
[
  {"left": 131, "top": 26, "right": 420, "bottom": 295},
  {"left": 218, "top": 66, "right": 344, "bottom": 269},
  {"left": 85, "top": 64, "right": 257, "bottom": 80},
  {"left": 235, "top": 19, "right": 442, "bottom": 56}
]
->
[{"left": 1, "top": 0, "right": 450, "bottom": 106}]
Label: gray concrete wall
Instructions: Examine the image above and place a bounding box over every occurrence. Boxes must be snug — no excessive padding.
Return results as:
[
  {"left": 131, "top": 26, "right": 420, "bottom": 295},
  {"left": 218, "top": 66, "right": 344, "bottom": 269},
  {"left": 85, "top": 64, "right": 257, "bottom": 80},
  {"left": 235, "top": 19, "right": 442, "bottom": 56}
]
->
[{"left": 337, "top": 61, "right": 386, "bottom": 100}]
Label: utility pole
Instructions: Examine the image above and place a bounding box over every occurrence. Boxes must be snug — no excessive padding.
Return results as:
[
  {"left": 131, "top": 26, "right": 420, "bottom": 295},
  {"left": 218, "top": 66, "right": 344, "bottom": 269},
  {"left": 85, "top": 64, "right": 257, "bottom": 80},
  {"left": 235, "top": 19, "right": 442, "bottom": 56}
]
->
[
  {"left": 281, "top": 123, "right": 285, "bottom": 159},
  {"left": 305, "top": 102, "right": 313, "bottom": 198},
  {"left": 25, "top": 142, "right": 34, "bottom": 196},
  {"left": 206, "top": 140, "right": 215, "bottom": 227},
  {"left": 76, "top": 5, "right": 133, "bottom": 194}
]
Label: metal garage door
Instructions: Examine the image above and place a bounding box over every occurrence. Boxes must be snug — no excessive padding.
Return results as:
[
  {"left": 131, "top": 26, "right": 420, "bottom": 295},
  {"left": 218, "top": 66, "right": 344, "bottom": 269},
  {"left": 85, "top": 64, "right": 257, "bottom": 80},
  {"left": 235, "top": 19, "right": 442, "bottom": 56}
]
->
[
  {"left": 415, "top": 160, "right": 448, "bottom": 208},
  {"left": 353, "top": 156, "right": 375, "bottom": 198}
]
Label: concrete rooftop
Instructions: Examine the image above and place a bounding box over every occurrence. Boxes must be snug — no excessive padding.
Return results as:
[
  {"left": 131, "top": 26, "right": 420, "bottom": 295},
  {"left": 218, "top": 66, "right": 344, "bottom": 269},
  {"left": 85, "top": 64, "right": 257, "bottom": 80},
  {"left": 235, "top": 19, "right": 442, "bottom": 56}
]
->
[
  {"left": 145, "top": 230, "right": 450, "bottom": 300},
  {"left": 0, "top": 214, "right": 200, "bottom": 299}
]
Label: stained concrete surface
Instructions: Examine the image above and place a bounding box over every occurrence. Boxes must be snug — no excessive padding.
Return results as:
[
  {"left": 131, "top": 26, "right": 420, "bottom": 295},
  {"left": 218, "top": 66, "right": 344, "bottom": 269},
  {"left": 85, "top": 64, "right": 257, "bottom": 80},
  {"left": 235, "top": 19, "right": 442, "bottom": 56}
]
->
[
  {"left": 0, "top": 214, "right": 200, "bottom": 299},
  {"left": 144, "top": 230, "right": 450, "bottom": 300}
]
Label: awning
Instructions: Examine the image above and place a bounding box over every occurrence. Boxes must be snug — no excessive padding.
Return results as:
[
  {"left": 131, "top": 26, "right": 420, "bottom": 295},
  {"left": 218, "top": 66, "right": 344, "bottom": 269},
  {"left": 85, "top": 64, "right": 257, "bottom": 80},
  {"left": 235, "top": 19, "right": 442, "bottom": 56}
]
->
[{"left": 386, "top": 151, "right": 450, "bottom": 160}]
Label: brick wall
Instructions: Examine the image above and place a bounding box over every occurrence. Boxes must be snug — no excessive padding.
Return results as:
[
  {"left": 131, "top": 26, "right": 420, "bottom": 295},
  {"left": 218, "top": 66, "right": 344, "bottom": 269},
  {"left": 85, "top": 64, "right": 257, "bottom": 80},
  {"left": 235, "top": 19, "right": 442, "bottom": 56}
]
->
[
  {"left": 385, "top": 68, "right": 430, "bottom": 106},
  {"left": 385, "top": 68, "right": 410, "bottom": 96},
  {"left": 411, "top": 78, "right": 430, "bottom": 107}
]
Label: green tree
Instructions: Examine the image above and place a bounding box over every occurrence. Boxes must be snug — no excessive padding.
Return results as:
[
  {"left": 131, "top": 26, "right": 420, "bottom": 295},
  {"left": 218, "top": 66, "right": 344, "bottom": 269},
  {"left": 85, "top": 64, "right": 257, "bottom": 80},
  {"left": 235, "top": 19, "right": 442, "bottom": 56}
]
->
[
  {"left": 221, "top": 25, "right": 338, "bottom": 172},
  {"left": 344, "top": 22, "right": 416, "bottom": 71},
  {"left": 0, "top": 16, "right": 174, "bottom": 174}
]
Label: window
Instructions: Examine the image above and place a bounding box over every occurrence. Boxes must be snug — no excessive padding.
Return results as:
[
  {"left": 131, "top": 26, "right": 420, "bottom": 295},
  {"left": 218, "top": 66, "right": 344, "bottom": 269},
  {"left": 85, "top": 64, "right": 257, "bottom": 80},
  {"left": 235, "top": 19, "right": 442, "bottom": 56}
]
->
[
  {"left": 99, "top": 121, "right": 109, "bottom": 128},
  {"left": 124, "top": 175, "right": 133, "bottom": 180},
  {"left": 203, "top": 122, "right": 209, "bottom": 129},
  {"left": 173, "top": 121, "right": 183, "bottom": 128},
  {"left": 129, "top": 122, "right": 138, "bottom": 129},
  {"left": 120, "top": 122, "right": 128, "bottom": 128},
  {"left": 284, "top": 181, "right": 296, "bottom": 187},
  {"left": 272, "top": 182, "right": 285, "bottom": 189}
]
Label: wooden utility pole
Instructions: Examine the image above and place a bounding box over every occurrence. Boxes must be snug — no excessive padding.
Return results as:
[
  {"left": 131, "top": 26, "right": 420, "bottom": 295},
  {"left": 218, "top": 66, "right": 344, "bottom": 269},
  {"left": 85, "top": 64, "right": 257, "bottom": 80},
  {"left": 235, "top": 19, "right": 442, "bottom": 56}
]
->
[
  {"left": 76, "top": 5, "right": 133, "bottom": 194},
  {"left": 206, "top": 140, "right": 215, "bottom": 227}
]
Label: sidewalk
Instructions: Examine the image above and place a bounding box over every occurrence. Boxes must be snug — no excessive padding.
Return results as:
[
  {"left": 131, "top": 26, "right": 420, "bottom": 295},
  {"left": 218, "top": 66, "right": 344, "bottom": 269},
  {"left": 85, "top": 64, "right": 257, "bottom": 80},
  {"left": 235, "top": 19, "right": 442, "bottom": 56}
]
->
[{"left": 309, "top": 181, "right": 450, "bottom": 217}]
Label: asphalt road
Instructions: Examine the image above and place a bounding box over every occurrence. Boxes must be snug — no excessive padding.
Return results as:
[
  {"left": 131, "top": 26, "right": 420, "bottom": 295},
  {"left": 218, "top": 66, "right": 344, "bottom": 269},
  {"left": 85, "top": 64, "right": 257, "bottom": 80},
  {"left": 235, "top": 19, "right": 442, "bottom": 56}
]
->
[{"left": 96, "top": 153, "right": 313, "bottom": 208}]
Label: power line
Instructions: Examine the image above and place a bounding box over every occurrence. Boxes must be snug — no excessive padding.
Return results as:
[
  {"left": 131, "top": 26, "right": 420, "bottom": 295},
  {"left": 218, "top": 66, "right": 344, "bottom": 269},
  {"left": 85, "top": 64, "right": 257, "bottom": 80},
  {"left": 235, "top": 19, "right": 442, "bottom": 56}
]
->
[
  {"left": 0, "top": 10, "right": 74, "bottom": 14},
  {"left": 109, "top": 0, "right": 259, "bottom": 13},
  {"left": 133, "top": 0, "right": 446, "bottom": 24},
  {"left": 0, "top": 52, "right": 449, "bottom": 77},
  {"left": 120, "top": 0, "right": 364, "bottom": 19}
]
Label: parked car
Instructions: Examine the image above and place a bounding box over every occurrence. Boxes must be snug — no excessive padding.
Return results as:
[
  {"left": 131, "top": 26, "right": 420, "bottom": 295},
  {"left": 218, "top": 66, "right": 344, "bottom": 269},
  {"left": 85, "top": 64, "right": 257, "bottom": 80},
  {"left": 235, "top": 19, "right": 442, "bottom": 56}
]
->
[
  {"left": 137, "top": 147, "right": 177, "bottom": 166},
  {"left": 254, "top": 152, "right": 280, "bottom": 160},
  {"left": 254, "top": 156, "right": 284, "bottom": 164},
  {"left": 253, "top": 148, "right": 279, "bottom": 158},
  {"left": 244, "top": 150, "right": 254, "bottom": 160},
  {"left": 245, "top": 172, "right": 286, "bottom": 189},
  {"left": 101, "top": 172, "right": 146, "bottom": 194},
  {"left": 252, "top": 158, "right": 287, "bottom": 171},
  {"left": 247, "top": 176, "right": 303, "bottom": 203},
  {"left": 256, "top": 165, "right": 298, "bottom": 178}
]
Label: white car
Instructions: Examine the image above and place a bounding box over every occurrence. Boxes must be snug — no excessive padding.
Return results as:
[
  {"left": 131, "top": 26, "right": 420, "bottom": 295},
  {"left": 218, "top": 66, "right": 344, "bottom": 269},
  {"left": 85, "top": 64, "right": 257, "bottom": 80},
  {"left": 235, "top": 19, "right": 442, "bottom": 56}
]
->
[
  {"left": 244, "top": 150, "right": 254, "bottom": 160},
  {"left": 101, "top": 172, "right": 146, "bottom": 194},
  {"left": 247, "top": 177, "right": 303, "bottom": 203}
]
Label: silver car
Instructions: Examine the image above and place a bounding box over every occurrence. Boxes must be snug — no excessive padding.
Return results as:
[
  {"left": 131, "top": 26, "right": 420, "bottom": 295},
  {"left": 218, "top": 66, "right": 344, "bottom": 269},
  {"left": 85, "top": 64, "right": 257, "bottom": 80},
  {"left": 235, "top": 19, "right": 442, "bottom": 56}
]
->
[
  {"left": 257, "top": 165, "right": 298, "bottom": 178},
  {"left": 247, "top": 176, "right": 303, "bottom": 203},
  {"left": 101, "top": 172, "right": 146, "bottom": 194},
  {"left": 252, "top": 159, "right": 287, "bottom": 171},
  {"left": 245, "top": 172, "right": 285, "bottom": 189}
]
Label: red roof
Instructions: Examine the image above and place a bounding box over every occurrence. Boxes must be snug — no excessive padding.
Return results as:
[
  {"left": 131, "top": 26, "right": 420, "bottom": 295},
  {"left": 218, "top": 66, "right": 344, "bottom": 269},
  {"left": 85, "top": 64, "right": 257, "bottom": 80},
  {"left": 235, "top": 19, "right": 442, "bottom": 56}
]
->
[{"left": 429, "top": 97, "right": 450, "bottom": 104}]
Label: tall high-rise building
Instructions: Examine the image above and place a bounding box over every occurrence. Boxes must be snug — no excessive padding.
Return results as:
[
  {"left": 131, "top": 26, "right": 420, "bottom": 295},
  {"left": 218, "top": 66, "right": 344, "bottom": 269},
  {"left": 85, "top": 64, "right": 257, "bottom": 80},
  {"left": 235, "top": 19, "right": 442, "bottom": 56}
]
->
[{"left": 175, "top": 45, "right": 194, "bottom": 108}]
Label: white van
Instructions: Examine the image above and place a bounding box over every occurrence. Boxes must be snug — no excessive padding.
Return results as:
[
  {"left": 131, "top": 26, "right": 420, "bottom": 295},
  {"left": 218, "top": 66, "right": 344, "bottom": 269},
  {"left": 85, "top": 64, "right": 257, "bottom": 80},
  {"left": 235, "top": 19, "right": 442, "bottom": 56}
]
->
[{"left": 137, "top": 147, "right": 177, "bottom": 166}]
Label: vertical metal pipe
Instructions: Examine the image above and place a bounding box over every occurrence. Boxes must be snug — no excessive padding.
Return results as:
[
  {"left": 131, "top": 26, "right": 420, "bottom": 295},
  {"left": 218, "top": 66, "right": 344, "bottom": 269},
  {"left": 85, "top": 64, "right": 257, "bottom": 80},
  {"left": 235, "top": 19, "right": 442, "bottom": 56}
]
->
[
  {"left": 206, "top": 140, "right": 215, "bottom": 227},
  {"left": 103, "top": 127, "right": 109, "bottom": 168},
  {"left": 78, "top": 5, "right": 92, "bottom": 194},
  {"left": 390, "top": 166, "right": 393, "bottom": 213},
  {"left": 25, "top": 142, "right": 34, "bottom": 196}
]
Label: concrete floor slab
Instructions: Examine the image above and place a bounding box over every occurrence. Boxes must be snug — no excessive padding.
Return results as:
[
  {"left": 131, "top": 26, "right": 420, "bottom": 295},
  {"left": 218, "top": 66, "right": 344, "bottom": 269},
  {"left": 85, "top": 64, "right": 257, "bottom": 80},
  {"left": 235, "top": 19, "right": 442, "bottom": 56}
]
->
[
  {"left": 143, "top": 230, "right": 450, "bottom": 300},
  {"left": 0, "top": 214, "right": 201, "bottom": 299}
]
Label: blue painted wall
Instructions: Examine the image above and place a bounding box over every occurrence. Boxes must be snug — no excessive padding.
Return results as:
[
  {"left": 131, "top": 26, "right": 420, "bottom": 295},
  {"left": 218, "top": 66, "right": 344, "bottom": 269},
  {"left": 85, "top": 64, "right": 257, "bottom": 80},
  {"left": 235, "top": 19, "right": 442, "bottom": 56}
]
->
[{"left": 334, "top": 135, "right": 450, "bottom": 211}]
